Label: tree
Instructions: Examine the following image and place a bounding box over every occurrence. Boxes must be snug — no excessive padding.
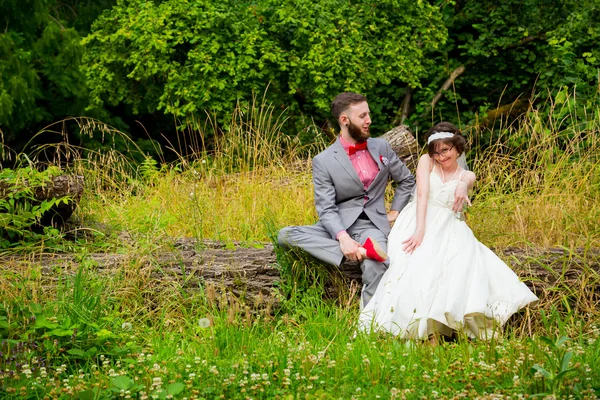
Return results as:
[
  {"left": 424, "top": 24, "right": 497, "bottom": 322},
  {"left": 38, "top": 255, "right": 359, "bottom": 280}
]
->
[
  {"left": 82, "top": 0, "right": 447, "bottom": 137},
  {"left": 0, "top": 0, "right": 115, "bottom": 149},
  {"left": 407, "top": 0, "right": 600, "bottom": 130}
]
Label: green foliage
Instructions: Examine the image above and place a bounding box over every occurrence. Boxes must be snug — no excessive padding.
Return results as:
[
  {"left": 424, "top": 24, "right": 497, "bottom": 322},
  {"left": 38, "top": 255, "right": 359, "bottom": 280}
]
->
[
  {"left": 0, "top": 261, "right": 138, "bottom": 389},
  {"left": 0, "top": 1, "right": 84, "bottom": 138},
  {"left": 411, "top": 0, "right": 600, "bottom": 131},
  {"left": 0, "top": 166, "right": 70, "bottom": 249},
  {"left": 531, "top": 335, "right": 578, "bottom": 396},
  {"left": 0, "top": 0, "right": 117, "bottom": 149},
  {"left": 82, "top": 0, "right": 446, "bottom": 135}
]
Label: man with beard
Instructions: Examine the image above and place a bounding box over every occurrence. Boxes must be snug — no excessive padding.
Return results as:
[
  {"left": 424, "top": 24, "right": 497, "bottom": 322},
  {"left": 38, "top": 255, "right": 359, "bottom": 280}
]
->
[{"left": 278, "top": 92, "right": 415, "bottom": 307}]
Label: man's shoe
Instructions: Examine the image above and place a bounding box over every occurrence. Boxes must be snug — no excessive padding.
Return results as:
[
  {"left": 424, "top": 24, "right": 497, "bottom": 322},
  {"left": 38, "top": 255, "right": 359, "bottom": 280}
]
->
[{"left": 362, "top": 237, "right": 388, "bottom": 262}]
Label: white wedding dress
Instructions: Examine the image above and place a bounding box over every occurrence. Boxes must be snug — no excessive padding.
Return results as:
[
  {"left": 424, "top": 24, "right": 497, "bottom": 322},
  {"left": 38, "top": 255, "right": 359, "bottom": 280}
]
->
[{"left": 358, "top": 168, "right": 538, "bottom": 339}]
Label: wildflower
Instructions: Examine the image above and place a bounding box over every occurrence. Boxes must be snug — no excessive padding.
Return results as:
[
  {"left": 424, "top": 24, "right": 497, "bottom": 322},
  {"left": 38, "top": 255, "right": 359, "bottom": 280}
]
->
[
  {"left": 198, "top": 318, "right": 211, "bottom": 329},
  {"left": 152, "top": 377, "right": 162, "bottom": 388},
  {"left": 122, "top": 322, "right": 133, "bottom": 331},
  {"left": 22, "top": 364, "right": 32, "bottom": 379}
]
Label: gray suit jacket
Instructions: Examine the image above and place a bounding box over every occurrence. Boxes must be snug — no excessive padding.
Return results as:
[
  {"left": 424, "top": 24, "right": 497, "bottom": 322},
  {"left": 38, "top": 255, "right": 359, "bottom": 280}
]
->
[{"left": 312, "top": 137, "right": 415, "bottom": 238}]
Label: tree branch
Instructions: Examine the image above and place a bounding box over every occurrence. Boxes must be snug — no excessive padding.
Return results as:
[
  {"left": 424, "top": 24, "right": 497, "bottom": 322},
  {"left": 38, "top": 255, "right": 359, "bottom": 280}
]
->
[
  {"left": 505, "top": 34, "right": 546, "bottom": 50},
  {"left": 392, "top": 87, "right": 413, "bottom": 126},
  {"left": 430, "top": 65, "right": 466, "bottom": 111}
]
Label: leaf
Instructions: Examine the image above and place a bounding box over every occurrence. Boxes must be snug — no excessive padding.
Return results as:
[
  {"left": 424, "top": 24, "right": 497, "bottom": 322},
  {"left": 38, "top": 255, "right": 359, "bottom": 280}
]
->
[
  {"left": 34, "top": 317, "right": 59, "bottom": 330},
  {"left": 532, "top": 365, "right": 553, "bottom": 379},
  {"left": 86, "top": 346, "right": 98, "bottom": 357},
  {"left": 112, "top": 375, "right": 132, "bottom": 390},
  {"left": 539, "top": 336, "right": 556, "bottom": 349},
  {"left": 72, "top": 388, "right": 101, "bottom": 400},
  {"left": 166, "top": 382, "right": 185, "bottom": 395},
  {"left": 560, "top": 351, "right": 573, "bottom": 372},
  {"left": 44, "top": 328, "right": 74, "bottom": 337},
  {"left": 67, "top": 348, "right": 87, "bottom": 357},
  {"left": 555, "top": 336, "right": 569, "bottom": 348}
]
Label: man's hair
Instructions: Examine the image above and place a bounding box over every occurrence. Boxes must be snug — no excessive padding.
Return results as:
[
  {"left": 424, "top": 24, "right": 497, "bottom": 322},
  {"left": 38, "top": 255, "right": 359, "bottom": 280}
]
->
[
  {"left": 331, "top": 92, "right": 367, "bottom": 123},
  {"left": 426, "top": 121, "right": 467, "bottom": 156}
]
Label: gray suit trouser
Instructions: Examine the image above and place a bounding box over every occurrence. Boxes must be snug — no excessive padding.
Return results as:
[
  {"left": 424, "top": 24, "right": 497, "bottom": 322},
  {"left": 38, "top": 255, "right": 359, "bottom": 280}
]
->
[{"left": 277, "top": 218, "right": 389, "bottom": 307}]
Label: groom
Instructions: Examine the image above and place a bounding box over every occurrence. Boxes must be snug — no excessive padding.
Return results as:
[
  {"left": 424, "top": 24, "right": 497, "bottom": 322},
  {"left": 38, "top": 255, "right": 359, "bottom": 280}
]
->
[{"left": 278, "top": 92, "right": 415, "bottom": 306}]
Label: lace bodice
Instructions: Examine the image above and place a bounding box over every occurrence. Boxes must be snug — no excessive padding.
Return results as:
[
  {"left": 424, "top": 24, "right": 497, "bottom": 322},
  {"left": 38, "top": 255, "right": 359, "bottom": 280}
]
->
[{"left": 428, "top": 171, "right": 463, "bottom": 210}]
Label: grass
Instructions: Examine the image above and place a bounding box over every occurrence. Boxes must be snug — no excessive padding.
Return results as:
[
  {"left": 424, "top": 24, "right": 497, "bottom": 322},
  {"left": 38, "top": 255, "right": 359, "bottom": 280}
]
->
[{"left": 0, "top": 97, "right": 599, "bottom": 398}]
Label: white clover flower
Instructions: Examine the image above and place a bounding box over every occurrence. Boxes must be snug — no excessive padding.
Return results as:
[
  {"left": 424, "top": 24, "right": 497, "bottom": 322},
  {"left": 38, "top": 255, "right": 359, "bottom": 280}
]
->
[
  {"left": 122, "top": 322, "right": 133, "bottom": 331},
  {"left": 198, "top": 318, "right": 211, "bottom": 329}
]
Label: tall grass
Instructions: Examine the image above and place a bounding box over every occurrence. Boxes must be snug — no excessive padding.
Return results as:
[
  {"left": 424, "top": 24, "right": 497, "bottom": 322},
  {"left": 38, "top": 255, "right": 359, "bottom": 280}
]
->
[
  {"left": 1, "top": 255, "right": 599, "bottom": 399},
  {"left": 68, "top": 95, "right": 600, "bottom": 252},
  {"left": 0, "top": 97, "right": 599, "bottom": 398},
  {"left": 467, "top": 99, "right": 600, "bottom": 249}
]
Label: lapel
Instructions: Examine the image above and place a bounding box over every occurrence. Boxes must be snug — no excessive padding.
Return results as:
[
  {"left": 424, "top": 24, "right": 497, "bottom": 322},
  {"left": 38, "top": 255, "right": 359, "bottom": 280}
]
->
[
  {"left": 332, "top": 139, "right": 363, "bottom": 187},
  {"left": 368, "top": 139, "right": 384, "bottom": 185}
]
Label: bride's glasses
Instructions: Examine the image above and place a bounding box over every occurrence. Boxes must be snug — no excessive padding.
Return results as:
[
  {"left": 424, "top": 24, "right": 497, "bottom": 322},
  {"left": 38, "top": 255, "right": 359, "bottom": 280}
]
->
[{"left": 433, "top": 145, "right": 454, "bottom": 157}]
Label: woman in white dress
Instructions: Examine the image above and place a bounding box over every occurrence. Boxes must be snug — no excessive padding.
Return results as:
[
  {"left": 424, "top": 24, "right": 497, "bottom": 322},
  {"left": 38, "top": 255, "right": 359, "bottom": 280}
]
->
[{"left": 358, "top": 122, "right": 538, "bottom": 340}]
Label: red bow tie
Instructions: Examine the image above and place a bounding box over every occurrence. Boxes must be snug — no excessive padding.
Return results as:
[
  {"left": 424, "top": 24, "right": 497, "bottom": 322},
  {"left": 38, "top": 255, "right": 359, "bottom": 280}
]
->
[{"left": 348, "top": 141, "right": 368, "bottom": 155}]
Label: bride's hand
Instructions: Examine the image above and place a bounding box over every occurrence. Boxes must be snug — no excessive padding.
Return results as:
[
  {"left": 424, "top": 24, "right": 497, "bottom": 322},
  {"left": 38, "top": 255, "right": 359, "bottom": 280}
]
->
[
  {"left": 402, "top": 229, "right": 424, "bottom": 254},
  {"left": 452, "top": 181, "right": 472, "bottom": 213}
]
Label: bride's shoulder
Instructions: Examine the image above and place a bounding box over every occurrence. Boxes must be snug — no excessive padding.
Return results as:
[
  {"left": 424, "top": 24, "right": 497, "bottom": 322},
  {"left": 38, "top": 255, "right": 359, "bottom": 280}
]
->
[
  {"left": 418, "top": 154, "right": 433, "bottom": 163},
  {"left": 417, "top": 154, "right": 434, "bottom": 169}
]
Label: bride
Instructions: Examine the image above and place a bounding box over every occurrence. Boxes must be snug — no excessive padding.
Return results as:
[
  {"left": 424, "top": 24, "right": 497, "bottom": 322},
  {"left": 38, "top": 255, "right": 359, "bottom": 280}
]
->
[{"left": 358, "top": 122, "right": 538, "bottom": 339}]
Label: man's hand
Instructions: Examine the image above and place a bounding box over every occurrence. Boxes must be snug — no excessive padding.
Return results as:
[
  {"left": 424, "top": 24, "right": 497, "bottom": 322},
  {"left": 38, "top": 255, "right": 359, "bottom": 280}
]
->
[
  {"left": 402, "top": 229, "right": 424, "bottom": 254},
  {"left": 452, "top": 181, "right": 472, "bottom": 213},
  {"left": 338, "top": 232, "right": 364, "bottom": 262},
  {"left": 387, "top": 210, "right": 400, "bottom": 225}
]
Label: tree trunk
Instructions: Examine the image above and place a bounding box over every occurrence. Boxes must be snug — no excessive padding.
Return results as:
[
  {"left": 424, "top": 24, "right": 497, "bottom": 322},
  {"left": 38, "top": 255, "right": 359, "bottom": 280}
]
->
[{"left": 4, "top": 240, "right": 598, "bottom": 307}]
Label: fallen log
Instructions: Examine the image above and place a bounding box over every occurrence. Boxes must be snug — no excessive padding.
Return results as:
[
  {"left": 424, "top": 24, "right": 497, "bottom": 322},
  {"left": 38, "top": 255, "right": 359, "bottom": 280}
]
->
[
  {"left": 2, "top": 240, "right": 598, "bottom": 308},
  {"left": 0, "top": 174, "right": 84, "bottom": 227}
]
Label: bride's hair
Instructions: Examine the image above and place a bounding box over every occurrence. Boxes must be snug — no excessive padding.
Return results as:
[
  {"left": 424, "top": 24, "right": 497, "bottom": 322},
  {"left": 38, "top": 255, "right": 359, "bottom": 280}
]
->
[{"left": 426, "top": 122, "right": 466, "bottom": 157}]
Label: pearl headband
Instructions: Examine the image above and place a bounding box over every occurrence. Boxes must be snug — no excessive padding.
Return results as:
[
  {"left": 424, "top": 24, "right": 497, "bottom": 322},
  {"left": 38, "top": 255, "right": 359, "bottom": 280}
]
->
[{"left": 427, "top": 131, "right": 454, "bottom": 144}]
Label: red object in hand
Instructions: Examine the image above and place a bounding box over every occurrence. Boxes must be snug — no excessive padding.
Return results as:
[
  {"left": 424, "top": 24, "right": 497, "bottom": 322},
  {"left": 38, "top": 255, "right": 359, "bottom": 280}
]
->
[{"left": 362, "top": 237, "right": 388, "bottom": 262}]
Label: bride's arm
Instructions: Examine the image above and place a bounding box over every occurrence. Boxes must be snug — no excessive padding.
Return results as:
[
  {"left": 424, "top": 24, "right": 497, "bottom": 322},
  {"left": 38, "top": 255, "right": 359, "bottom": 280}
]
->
[
  {"left": 402, "top": 154, "right": 432, "bottom": 254},
  {"left": 452, "top": 170, "right": 476, "bottom": 213}
]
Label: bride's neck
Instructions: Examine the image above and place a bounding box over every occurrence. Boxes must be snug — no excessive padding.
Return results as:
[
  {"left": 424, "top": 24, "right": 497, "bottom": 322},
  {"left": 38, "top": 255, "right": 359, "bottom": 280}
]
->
[{"left": 437, "top": 161, "right": 459, "bottom": 173}]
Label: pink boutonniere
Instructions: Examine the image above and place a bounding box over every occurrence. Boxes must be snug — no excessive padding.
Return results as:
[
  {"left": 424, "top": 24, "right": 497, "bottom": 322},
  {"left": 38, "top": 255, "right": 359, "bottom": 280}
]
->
[{"left": 380, "top": 155, "right": 389, "bottom": 166}]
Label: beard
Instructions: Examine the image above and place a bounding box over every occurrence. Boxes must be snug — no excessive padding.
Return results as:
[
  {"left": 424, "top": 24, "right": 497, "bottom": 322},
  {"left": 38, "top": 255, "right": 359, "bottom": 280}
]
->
[{"left": 347, "top": 120, "right": 370, "bottom": 142}]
